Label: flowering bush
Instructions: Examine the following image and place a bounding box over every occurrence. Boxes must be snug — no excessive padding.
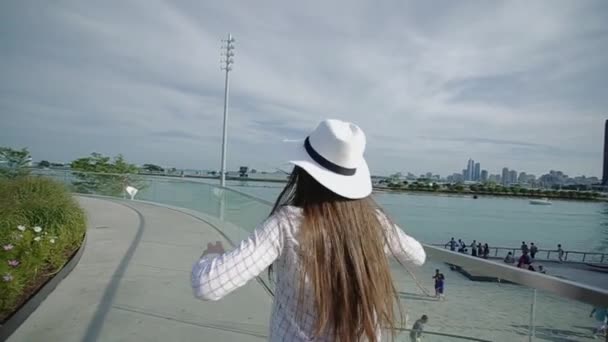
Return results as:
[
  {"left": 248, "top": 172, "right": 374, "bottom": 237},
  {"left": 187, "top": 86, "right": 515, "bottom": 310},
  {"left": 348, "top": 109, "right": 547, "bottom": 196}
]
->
[{"left": 0, "top": 177, "right": 86, "bottom": 321}]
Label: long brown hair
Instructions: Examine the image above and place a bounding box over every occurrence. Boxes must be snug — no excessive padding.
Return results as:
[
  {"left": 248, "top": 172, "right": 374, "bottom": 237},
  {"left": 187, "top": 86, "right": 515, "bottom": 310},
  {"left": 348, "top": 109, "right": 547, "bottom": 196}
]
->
[{"left": 270, "top": 166, "right": 402, "bottom": 341}]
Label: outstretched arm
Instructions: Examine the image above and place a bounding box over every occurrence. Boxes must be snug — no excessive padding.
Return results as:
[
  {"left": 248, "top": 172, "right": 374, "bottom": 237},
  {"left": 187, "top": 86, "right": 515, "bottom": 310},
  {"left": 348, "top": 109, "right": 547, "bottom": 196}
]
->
[{"left": 191, "top": 214, "right": 284, "bottom": 301}]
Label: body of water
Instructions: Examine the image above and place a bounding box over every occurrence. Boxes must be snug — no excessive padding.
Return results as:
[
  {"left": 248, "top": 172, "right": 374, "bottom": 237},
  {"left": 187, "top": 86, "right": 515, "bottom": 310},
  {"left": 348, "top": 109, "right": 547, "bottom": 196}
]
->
[{"left": 227, "top": 181, "right": 608, "bottom": 253}]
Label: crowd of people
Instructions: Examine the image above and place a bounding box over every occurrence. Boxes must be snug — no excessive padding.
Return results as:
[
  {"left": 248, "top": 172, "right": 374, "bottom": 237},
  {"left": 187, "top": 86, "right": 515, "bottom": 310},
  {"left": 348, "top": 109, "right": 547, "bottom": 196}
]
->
[
  {"left": 502, "top": 241, "right": 566, "bottom": 274},
  {"left": 444, "top": 238, "right": 570, "bottom": 276},
  {"left": 444, "top": 237, "right": 491, "bottom": 259}
]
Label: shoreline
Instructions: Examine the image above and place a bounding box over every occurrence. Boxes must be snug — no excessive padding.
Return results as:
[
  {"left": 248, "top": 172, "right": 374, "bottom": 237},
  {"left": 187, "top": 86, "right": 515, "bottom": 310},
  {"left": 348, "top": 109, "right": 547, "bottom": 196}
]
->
[
  {"left": 137, "top": 172, "right": 604, "bottom": 203},
  {"left": 373, "top": 187, "right": 604, "bottom": 202}
]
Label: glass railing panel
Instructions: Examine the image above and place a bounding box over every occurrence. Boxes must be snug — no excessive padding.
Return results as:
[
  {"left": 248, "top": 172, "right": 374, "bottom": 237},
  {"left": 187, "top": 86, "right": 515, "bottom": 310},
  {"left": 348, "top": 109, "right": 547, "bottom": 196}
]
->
[
  {"left": 137, "top": 176, "right": 221, "bottom": 218},
  {"left": 220, "top": 188, "right": 273, "bottom": 233},
  {"left": 531, "top": 287, "right": 603, "bottom": 341}
]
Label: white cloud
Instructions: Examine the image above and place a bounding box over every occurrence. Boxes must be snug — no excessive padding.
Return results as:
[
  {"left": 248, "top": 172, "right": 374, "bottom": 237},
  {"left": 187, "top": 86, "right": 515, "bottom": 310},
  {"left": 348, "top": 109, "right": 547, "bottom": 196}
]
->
[{"left": 1, "top": 0, "right": 606, "bottom": 177}]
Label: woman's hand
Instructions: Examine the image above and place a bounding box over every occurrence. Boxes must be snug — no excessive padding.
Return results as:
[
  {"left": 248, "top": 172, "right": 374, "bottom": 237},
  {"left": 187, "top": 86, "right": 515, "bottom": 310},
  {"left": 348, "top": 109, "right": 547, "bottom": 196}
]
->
[{"left": 202, "top": 241, "right": 226, "bottom": 257}]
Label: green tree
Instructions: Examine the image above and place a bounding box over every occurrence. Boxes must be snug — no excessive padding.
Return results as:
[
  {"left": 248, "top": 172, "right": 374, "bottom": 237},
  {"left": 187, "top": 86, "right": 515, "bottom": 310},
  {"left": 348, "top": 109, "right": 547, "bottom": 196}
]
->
[
  {"left": 432, "top": 183, "right": 440, "bottom": 191},
  {"left": 0, "top": 147, "right": 31, "bottom": 179},
  {"left": 70, "top": 153, "right": 144, "bottom": 196},
  {"left": 141, "top": 163, "right": 165, "bottom": 172},
  {"left": 38, "top": 160, "right": 51, "bottom": 168}
]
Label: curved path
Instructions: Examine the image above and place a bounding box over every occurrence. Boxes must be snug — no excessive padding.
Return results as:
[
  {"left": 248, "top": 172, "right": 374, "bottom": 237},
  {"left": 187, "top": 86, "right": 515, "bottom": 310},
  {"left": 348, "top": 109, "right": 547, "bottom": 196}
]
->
[{"left": 8, "top": 196, "right": 272, "bottom": 342}]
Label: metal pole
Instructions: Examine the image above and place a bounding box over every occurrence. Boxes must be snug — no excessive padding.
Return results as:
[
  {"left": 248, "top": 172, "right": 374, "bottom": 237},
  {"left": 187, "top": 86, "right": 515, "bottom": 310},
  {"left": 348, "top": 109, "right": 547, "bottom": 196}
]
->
[
  {"left": 219, "top": 33, "right": 235, "bottom": 188},
  {"left": 220, "top": 66, "right": 230, "bottom": 187},
  {"left": 529, "top": 289, "right": 537, "bottom": 341}
]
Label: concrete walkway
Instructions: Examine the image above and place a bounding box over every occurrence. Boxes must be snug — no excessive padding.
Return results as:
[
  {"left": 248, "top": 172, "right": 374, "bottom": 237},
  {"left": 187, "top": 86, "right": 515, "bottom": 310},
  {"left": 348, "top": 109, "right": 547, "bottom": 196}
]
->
[{"left": 8, "top": 196, "right": 272, "bottom": 342}]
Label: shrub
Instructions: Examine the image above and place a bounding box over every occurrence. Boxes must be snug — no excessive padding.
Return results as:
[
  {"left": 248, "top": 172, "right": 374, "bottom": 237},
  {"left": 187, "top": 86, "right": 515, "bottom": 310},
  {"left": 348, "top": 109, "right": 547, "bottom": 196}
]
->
[
  {"left": 70, "top": 153, "right": 146, "bottom": 197},
  {"left": 0, "top": 177, "right": 86, "bottom": 321}
]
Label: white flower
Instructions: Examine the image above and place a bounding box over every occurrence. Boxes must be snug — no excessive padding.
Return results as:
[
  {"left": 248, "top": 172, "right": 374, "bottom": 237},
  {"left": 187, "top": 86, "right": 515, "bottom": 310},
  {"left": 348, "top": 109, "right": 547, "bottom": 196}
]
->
[
  {"left": 17, "top": 225, "right": 26, "bottom": 231},
  {"left": 49, "top": 238, "right": 55, "bottom": 244},
  {"left": 33, "top": 226, "right": 42, "bottom": 233},
  {"left": 34, "top": 236, "right": 41, "bottom": 242}
]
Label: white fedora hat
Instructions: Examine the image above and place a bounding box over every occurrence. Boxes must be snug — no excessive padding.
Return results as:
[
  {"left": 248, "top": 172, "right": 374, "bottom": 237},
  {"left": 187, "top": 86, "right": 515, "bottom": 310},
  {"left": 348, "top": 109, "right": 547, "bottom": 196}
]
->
[{"left": 287, "top": 119, "right": 371, "bottom": 199}]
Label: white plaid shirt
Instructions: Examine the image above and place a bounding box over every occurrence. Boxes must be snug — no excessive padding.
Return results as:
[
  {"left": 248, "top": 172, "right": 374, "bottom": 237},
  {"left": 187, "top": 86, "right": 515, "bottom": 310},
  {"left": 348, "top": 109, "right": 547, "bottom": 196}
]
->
[{"left": 191, "top": 206, "right": 426, "bottom": 341}]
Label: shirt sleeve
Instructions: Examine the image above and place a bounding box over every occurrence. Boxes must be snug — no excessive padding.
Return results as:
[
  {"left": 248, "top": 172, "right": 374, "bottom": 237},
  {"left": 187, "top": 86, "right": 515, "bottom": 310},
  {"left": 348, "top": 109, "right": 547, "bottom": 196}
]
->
[
  {"left": 377, "top": 210, "right": 426, "bottom": 266},
  {"left": 191, "top": 212, "right": 284, "bottom": 301}
]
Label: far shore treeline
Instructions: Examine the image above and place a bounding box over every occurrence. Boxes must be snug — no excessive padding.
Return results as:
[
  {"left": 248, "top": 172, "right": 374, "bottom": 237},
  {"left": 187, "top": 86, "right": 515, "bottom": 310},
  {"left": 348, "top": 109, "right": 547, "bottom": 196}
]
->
[{"left": 0, "top": 146, "right": 603, "bottom": 202}]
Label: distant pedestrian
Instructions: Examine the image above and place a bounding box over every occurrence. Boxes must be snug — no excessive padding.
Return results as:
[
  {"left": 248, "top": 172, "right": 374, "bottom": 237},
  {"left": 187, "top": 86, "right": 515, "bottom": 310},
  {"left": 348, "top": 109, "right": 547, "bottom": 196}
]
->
[
  {"left": 504, "top": 252, "right": 515, "bottom": 264},
  {"left": 538, "top": 265, "right": 546, "bottom": 274},
  {"left": 521, "top": 241, "right": 529, "bottom": 254},
  {"left": 518, "top": 251, "right": 532, "bottom": 269},
  {"left": 590, "top": 307, "right": 607, "bottom": 338},
  {"left": 445, "top": 237, "right": 457, "bottom": 252},
  {"left": 410, "top": 315, "right": 428, "bottom": 342},
  {"left": 530, "top": 243, "right": 538, "bottom": 259},
  {"left": 460, "top": 240, "right": 467, "bottom": 253},
  {"left": 471, "top": 240, "right": 477, "bottom": 257},
  {"left": 557, "top": 244, "right": 564, "bottom": 262},
  {"left": 477, "top": 243, "right": 483, "bottom": 257},
  {"left": 483, "top": 243, "right": 490, "bottom": 259},
  {"left": 457, "top": 239, "right": 465, "bottom": 253},
  {"left": 433, "top": 269, "right": 445, "bottom": 300}
]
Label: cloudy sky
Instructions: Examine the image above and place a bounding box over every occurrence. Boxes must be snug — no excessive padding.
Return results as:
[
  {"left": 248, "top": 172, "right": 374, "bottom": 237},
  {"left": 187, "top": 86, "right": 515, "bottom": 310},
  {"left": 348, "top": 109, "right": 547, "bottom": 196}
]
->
[{"left": 1, "top": 1, "right": 606, "bottom": 177}]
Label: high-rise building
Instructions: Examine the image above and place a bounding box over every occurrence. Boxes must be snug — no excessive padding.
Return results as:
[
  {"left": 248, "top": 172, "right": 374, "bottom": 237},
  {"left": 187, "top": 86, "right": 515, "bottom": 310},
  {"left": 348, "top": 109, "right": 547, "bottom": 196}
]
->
[
  {"left": 518, "top": 172, "right": 527, "bottom": 184},
  {"left": 480, "top": 170, "right": 488, "bottom": 182},
  {"left": 509, "top": 170, "right": 518, "bottom": 184},
  {"left": 462, "top": 169, "right": 467, "bottom": 180},
  {"left": 474, "top": 162, "right": 481, "bottom": 181},
  {"left": 502, "top": 167, "right": 509, "bottom": 185},
  {"left": 603, "top": 120, "right": 608, "bottom": 185},
  {"left": 467, "top": 159, "right": 475, "bottom": 181}
]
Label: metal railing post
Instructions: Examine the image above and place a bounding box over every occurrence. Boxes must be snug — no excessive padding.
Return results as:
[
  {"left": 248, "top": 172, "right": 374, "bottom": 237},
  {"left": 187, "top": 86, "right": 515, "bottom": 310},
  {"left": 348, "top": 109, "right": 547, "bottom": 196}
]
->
[
  {"left": 529, "top": 289, "right": 537, "bottom": 341},
  {"left": 582, "top": 253, "right": 586, "bottom": 262}
]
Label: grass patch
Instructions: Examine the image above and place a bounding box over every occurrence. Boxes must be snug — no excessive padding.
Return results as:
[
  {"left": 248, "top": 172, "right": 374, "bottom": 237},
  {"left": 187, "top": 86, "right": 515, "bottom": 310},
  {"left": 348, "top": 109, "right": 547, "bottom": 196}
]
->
[{"left": 0, "top": 177, "right": 86, "bottom": 322}]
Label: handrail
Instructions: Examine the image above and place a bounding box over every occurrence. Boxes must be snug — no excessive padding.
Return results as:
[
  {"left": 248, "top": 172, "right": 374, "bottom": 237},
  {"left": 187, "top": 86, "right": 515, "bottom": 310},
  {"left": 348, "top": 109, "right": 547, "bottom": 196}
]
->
[
  {"left": 431, "top": 243, "right": 608, "bottom": 263},
  {"left": 425, "top": 245, "right": 608, "bottom": 306}
]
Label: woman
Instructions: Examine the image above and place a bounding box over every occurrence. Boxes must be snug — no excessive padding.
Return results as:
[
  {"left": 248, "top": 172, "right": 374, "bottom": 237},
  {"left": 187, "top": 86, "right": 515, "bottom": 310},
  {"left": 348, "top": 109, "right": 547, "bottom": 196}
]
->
[
  {"left": 483, "top": 243, "right": 490, "bottom": 259},
  {"left": 191, "top": 119, "right": 426, "bottom": 341},
  {"left": 432, "top": 269, "right": 445, "bottom": 300}
]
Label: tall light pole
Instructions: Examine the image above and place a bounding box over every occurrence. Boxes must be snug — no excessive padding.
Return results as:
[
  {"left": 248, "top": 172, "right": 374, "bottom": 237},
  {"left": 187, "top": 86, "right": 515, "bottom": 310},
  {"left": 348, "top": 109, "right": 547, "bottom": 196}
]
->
[{"left": 219, "top": 34, "right": 235, "bottom": 187}]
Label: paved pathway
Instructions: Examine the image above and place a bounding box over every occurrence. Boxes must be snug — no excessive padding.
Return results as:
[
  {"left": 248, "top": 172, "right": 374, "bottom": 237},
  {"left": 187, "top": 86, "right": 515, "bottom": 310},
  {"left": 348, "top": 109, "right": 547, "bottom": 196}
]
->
[{"left": 8, "top": 196, "right": 272, "bottom": 342}]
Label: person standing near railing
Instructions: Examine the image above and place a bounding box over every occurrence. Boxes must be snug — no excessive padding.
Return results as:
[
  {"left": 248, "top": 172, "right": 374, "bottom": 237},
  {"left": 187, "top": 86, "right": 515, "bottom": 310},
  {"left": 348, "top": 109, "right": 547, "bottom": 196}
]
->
[
  {"left": 530, "top": 242, "right": 538, "bottom": 259},
  {"left": 521, "top": 241, "right": 529, "bottom": 255},
  {"left": 445, "top": 237, "right": 457, "bottom": 252},
  {"left": 470, "top": 240, "right": 477, "bottom": 257},
  {"left": 483, "top": 243, "right": 490, "bottom": 259},
  {"left": 191, "top": 119, "right": 426, "bottom": 342},
  {"left": 557, "top": 244, "right": 565, "bottom": 263}
]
